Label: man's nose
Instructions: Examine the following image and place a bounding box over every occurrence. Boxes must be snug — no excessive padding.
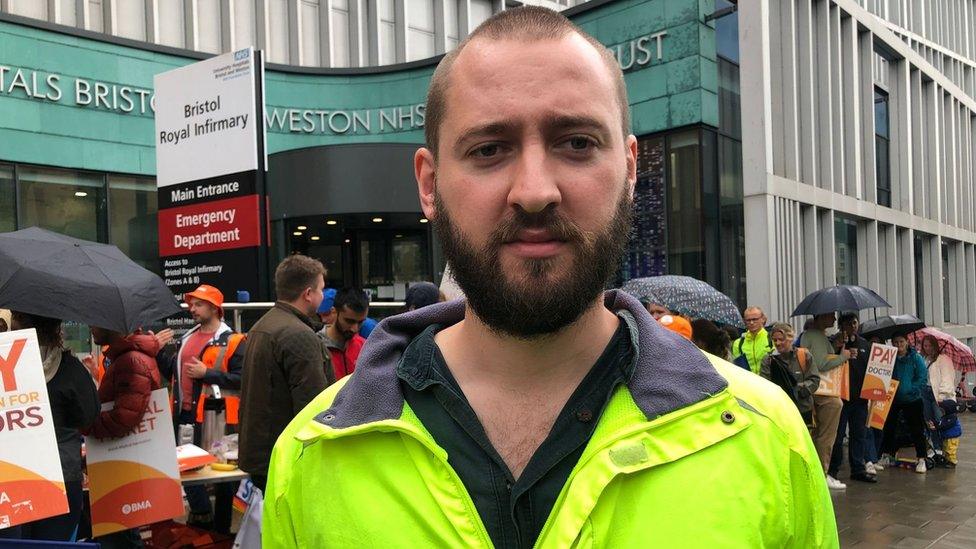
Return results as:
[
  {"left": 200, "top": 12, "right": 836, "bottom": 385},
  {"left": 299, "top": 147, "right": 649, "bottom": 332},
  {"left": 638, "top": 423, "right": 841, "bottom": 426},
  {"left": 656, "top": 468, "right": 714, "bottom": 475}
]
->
[{"left": 507, "top": 142, "right": 561, "bottom": 213}]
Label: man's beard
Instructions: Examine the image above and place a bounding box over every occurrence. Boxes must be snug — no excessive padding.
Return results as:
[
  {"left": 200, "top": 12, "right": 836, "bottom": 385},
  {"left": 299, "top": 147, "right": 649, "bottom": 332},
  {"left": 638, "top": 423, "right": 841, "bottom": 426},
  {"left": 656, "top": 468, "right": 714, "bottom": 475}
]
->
[{"left": 434, "top": 187, "right": 633, "bottom": 339}]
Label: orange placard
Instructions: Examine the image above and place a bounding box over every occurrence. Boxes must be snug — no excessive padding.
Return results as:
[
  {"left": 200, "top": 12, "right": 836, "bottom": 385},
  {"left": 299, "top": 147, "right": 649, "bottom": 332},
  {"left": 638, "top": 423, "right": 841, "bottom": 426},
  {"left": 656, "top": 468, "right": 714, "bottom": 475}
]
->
[
  {"left": 868, "top": 379, "right": 900, "bottom": 429},
  {"left": 861, "top": 343, "right": 898, "bottom": 400},
  {"left": 816, "top": 359, "right": 850, "bottom": 400},
  {"left": 0, "top": 330, "right": 69, "bottom": 530},
  {"left": 87, "top": 389, "right": 184, "bottom": 536}
]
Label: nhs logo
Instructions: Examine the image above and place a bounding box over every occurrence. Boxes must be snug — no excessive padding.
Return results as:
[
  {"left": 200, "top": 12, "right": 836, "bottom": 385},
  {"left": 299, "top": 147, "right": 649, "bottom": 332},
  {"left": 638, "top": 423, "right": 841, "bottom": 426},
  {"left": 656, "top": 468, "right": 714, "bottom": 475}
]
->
[{"left": 234, "top": 49, "right": 250, "bottom": 61}]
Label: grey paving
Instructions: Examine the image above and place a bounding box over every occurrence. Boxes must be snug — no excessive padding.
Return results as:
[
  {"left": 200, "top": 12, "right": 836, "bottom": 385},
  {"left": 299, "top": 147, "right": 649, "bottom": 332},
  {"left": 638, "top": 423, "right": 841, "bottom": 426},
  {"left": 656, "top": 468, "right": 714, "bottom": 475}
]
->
[{"left": 832, "top": 411, "right": 976, "bottom": 548}]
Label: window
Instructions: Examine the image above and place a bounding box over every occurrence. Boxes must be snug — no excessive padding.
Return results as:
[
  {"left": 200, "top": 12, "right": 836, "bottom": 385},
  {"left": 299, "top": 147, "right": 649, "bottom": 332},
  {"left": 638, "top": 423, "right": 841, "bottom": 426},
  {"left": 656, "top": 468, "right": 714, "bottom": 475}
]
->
[
  {"left": 834, "top": 216, "right": 858, "bottom": 285},
  {"left": 109, "top": 175, "right": 158, "bottom": 273},
  {"left": 718, "top": 58, "right": 741, "bottom": 140},
  {"left": 618, "top": 136, "right": 667, "bottom": 283},
  {"left": 17, "top": 166, "right": 106, "bottom": 242},
  {"left": 874, "top": 88, "right": 891, "bottom": 207},
  {"left": 667, "top": 131, "right": 704, "bottom": 279},
  {"left": 719, "top": 136, "right": 746, "bottom": 307},
  {"left": 914, "top": 233, "right": 925, "bottom": 320},
  {"left": 0, "top": 165, "right": 14, "bottom": 233},
  {"left": 942, "top": 241, "right": 950, "bottom": 323},
  {"left": 715, "top": 0, "right": 739, "bottom": 64}
]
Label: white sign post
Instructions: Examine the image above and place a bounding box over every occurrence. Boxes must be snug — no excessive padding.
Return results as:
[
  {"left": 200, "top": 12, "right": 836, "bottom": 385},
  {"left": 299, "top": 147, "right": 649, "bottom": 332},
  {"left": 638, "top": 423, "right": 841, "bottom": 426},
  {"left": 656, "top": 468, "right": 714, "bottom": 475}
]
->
[
  {"left": 154, "top": 47, "right": 269, "bottom": 315},
  {"left": 154, "top": 48, "right": 263, "bottom": 188},
  {"left": 0, "top": 329, "right": 68, "bottom": 530}
]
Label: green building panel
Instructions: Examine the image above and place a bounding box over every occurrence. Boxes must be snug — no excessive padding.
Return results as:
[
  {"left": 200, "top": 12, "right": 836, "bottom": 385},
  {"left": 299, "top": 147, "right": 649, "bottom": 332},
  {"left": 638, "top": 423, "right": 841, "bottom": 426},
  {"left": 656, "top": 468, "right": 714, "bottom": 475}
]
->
[{"left": 0, "top": 0, "right": 718, "bottom": 176}]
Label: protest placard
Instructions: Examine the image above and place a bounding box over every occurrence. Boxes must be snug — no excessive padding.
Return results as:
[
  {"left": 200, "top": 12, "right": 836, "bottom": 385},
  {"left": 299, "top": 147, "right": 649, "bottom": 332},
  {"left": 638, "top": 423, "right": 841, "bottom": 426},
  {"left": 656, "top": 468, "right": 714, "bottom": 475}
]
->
[
  {"left": 861, "top": 343, "right": 898, "bottom": 400},
  {"left": 815, "top": 358, "right": 850, "bottom": 400},
  {"left": 868, "top": 379, "right": 900, "bottom": 430},
  {"left": 87, "top": 388, "right": 183, "bottom": 536},
  {"left": 0, "top": 329, "right": 69, "bottom": 530}
]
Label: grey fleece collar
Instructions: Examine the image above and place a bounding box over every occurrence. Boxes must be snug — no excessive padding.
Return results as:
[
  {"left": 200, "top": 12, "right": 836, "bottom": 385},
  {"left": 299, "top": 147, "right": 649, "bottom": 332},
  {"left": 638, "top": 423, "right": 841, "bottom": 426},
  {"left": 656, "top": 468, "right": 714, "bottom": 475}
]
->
[{"left": 315, "top": 289, "right": 728, "bottom": 429}]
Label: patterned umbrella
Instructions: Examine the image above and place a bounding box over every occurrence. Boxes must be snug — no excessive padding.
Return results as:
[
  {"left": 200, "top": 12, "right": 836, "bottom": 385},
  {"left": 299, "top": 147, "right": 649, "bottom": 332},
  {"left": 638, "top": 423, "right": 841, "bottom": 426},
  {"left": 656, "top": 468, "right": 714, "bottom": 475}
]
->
[
  {"left": 907, "top": 327, "right": 976, "bottom": 373},
  {"left": 621, "top": 275, "right": 744, "bottom": 328}
]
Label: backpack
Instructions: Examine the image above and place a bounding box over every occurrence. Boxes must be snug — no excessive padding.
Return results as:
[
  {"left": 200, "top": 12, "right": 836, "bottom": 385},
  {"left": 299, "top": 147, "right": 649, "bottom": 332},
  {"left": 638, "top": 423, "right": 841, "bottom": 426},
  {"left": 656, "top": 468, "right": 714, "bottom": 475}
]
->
[
  {"left": 733, "top": 333, "right": 774, "bottom": 371},
  {"left": 767, "top": 348, "right": 813, "bottom": 424}
]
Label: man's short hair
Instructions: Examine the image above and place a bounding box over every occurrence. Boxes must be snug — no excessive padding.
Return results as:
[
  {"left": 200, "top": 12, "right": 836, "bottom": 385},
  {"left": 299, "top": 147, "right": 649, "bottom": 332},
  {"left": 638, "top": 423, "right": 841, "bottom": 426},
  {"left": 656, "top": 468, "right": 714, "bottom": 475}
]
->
[
  {"left": 769, "top": 322, "right": 795, "bottom": 339},
  {"left": 743, "top": 306, "right": 765, "bottom": 317},
  {"left": 275, "top": 255, "right": 326, "bottom": 302},
  {"left": 424, "top": 6, "right": 629, "bottom": 156},
  {"left": 334, "top": 288, "right": 369, "bottom": 314},
  {"left": 838, "top": 312, "right": 859, "bottom": 324}
]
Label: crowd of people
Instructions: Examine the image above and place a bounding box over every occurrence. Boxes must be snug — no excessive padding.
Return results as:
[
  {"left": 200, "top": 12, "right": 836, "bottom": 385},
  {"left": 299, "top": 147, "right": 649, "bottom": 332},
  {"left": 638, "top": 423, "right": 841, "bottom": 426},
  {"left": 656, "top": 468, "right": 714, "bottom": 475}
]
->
[
  {"left": 0, "top": 256, "right": 447, "bottom": 546},
  {"left": 645, "top": 300, "right": 966, "bottom": 492}
]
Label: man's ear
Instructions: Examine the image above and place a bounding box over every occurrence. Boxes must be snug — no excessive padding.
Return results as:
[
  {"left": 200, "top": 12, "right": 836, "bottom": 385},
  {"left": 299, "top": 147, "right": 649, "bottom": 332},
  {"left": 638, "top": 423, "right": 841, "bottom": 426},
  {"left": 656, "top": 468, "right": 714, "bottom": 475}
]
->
[
  {"left": 624, "top": 134, "right": 638, "bottom": 198},
  {"left": 415, "top": 147, "right": 437, "bottom": 221}
]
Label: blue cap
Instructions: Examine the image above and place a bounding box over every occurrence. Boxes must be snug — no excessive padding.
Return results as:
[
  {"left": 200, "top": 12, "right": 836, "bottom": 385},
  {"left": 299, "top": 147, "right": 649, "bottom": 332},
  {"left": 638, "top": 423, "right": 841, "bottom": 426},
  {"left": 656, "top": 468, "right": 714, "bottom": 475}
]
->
[
  {"left": 317, "top": 288, "right": 337, "bottom": 314},
  {"left": 359, "top": 317, "right": 378, "bottom": 338}
]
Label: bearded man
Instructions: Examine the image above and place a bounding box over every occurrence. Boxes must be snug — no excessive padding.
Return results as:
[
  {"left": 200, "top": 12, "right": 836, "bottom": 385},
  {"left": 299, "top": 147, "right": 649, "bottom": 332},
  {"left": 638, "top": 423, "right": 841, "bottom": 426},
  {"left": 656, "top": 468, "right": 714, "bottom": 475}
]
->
[{"left": 262, "top": 7, "right": 837, "bottom": 548}]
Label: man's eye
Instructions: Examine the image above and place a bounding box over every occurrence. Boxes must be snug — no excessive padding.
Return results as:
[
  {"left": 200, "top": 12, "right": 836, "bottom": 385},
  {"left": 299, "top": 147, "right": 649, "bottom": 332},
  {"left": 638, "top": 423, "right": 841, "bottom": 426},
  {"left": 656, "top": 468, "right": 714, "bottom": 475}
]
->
[
  {"left": 564, "top": 136, "right": 595, "bottom": 151},
  {"left": 472, "top": 144, "right": 500, "bottom": 158}
]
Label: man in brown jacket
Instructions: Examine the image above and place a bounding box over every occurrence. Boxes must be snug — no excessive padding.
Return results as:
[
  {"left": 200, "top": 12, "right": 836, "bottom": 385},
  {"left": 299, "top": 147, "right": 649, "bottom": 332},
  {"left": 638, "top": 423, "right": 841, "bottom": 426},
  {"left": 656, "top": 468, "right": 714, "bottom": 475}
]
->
[{"left": 239, "top": 255, "right": 334, "bottom": 491}]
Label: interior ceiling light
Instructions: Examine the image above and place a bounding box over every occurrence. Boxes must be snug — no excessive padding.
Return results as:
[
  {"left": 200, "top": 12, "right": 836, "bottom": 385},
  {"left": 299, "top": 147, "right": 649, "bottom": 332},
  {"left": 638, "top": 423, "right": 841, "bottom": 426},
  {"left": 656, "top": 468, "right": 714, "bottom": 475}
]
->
[
  {"left": 293, "top": 231, "right": 303, "bottom": 236},
  {"left": 296, "top": 225, "right": 308, "bottom": 230},
  {"left": 310, "top": 236, "right": 321, "bottom": 241},
  {"left": 372, "top": 217, "right": 383, "bottom": 223},
  {"left": 74, "top": 191, "right": 88, "bottom": 197},
  {"left": 419, "top": 218, "right": 428, "bottom": 223},
  {"left": 326, "top": 220, "right": 338, "bottom": 225},
  {"left": 344, "top": 238, "right": 351, "bottom": 243}
]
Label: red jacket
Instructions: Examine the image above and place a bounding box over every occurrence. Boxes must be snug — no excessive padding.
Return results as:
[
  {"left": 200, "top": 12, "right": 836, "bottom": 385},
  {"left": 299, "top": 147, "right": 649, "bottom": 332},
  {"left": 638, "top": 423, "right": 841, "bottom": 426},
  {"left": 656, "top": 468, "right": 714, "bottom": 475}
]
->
[
  {"left": 87, "top": 334, "right": 162, "bottom": 439},
  {"left": 326, "top": 334, "right": 365, "bottom": 380}
]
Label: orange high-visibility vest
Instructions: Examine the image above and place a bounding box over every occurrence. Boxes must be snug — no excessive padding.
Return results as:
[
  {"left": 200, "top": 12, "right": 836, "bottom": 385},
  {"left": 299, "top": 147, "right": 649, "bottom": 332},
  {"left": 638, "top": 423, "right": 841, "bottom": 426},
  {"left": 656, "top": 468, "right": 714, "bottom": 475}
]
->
[{"left": 194, "top": 333, "right": 245, "bottom": 425}]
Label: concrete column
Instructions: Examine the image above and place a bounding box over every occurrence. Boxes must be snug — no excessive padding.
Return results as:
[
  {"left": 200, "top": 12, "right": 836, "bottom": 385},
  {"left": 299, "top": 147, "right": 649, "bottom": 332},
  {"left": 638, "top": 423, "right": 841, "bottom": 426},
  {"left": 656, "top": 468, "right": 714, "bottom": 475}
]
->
[
  {"left": 348, "top": 0, "right": 366, "bottom": 67},
  {"left": 220, "top": 0, "right": 234, "bottom": 52},
  {"left": 739, "top": 0, "right": 774, "bottom": 197},
  {"left": 394, "top": 0, "right": 406, "bottom": 62},
  {"left": 319, "top": 0, "right": 334, "bottom": 66},
  {"left": 744, "top": 195, "right": 780, "bottom": 320},
  {"left": 287, "top": 0, "right": 301, "bottom": 65}
]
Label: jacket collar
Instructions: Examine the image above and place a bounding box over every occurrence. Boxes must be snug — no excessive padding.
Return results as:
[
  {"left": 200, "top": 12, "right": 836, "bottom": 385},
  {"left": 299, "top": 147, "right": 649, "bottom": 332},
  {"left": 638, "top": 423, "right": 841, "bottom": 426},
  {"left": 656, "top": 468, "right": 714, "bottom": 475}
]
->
[
  {"left": 181, "top": 321, "right": 233, "bottom": 342},
  {"left": 275, "top": 301, "right": 324, "bottom": 332},
  {"left": 315, "top": 290, "right": 727, "bottom": 429}
]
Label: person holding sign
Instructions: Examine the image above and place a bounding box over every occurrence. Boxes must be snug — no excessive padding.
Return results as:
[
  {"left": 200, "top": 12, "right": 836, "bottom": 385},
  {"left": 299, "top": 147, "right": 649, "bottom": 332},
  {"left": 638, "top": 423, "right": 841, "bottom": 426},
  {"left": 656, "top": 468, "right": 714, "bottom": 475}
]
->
[
  {"left": 85, "top": 326, "right": 163, "bottom": 548},
  {"left": 877, "top": 335, "right": 930, "bottom": 474},
  {"left": 828, "top": 313, "right": 876, "bottom": 483},
  {"left": 800, "top": 313, "right": 851, "bottom": 491},
  {"left": 0, "top": 312, "right": 99, "bottom": 542}
]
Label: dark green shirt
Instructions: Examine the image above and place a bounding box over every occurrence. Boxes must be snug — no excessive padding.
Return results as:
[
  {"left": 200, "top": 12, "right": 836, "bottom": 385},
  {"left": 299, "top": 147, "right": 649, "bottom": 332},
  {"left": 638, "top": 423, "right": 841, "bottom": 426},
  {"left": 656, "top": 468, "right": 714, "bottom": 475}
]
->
[{"left": 398, "top": 319, "right": 635, "bottom": 549}]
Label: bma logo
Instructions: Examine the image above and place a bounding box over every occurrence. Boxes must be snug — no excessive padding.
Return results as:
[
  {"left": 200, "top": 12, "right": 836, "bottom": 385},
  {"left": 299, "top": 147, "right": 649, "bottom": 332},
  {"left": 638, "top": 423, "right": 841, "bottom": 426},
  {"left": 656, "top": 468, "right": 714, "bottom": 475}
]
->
[
  {"left": 121, "top": 500, "right": 152, "bottom": 515},
  {"left": 234, "top": 49, "right": 249, "bottom": 61}
]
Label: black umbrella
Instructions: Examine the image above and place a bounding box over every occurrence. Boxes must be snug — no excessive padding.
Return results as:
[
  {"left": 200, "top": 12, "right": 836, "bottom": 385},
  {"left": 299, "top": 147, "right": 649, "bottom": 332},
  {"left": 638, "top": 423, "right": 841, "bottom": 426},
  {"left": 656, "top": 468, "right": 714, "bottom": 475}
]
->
[
  {"left": 790, "top": 284, "right": 891, "bottom": 317},
  {"left": 0, "top": 227, "right": 181, "bottom": 333},
  {"left": 860, "top": 314, "right": 926, "bottom": 341}
]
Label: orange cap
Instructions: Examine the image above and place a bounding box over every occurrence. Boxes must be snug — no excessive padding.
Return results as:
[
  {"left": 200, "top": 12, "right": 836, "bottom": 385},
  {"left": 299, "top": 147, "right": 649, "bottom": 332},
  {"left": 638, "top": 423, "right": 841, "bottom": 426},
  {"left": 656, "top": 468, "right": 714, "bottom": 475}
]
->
[
  {"left": 659, "top": 314, "right": 693, "bottom": 340},
  {"left": 184, "top": 284, "right": 224, "bottom": 316}
]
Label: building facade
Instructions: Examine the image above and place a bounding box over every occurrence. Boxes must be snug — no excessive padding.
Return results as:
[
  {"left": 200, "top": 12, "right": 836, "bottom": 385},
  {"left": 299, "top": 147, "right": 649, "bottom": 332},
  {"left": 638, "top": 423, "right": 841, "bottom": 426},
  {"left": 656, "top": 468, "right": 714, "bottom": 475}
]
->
[
  {"left": 4, "top": 0, "right": 971, "bottom": 351},
  {"left": 740, "top": 0, "right": 976, "bottom": 347},
  {"left": 1, "top": 0, "right": 743, "bottom": 306}
]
